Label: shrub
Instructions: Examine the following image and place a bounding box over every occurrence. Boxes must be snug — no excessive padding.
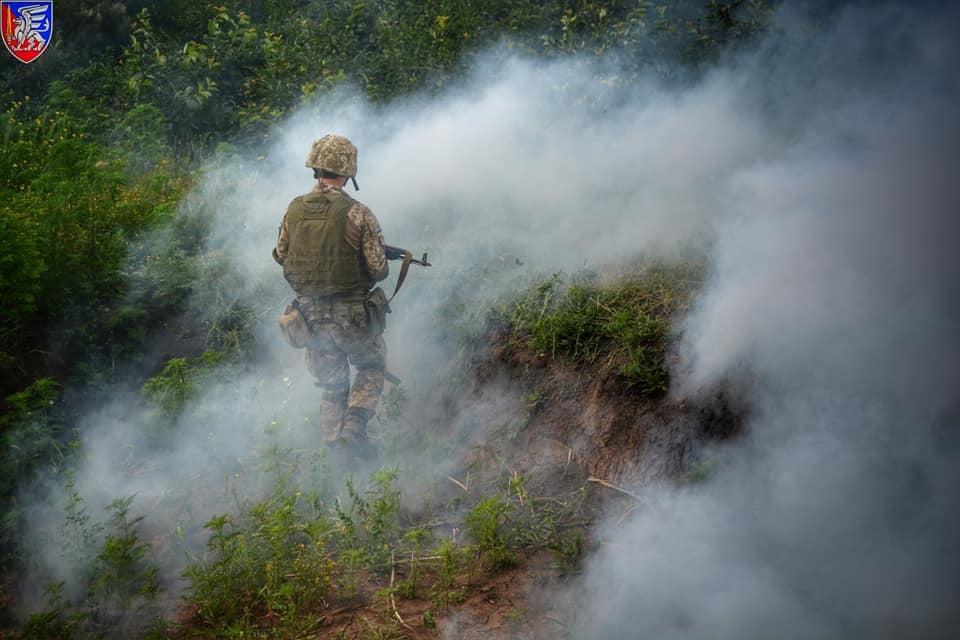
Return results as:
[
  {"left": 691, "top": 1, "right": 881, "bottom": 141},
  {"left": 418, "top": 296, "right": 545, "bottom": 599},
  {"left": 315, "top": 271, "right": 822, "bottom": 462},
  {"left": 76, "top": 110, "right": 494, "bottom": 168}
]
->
[
  {"left": 465, "top": 496, "right": 518, "bottom": 570},
  {"left": 184, "top": 490, "right": 334, "bottom": 631}
]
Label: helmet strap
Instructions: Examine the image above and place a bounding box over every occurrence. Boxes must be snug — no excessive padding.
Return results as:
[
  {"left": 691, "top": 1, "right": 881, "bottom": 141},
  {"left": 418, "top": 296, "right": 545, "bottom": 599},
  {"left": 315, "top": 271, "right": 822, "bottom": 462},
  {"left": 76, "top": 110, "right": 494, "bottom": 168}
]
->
[{"left": 350, "top": 177, "right": 359, "bottom": 191}]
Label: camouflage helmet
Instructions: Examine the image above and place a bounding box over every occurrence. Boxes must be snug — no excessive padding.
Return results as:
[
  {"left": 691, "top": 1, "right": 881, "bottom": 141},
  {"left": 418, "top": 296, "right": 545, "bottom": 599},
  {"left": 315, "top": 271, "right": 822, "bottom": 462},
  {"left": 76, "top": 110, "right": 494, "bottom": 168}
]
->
[{"left": 305, "top": 134, "right": 358, "bottom": 178}]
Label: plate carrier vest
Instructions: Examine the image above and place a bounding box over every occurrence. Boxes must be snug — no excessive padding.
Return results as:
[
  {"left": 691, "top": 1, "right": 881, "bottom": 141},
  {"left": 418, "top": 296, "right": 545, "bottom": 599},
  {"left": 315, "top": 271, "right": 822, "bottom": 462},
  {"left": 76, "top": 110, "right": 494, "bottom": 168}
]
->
[{"left": 282, "top": 190, "right": 371, "bottom": 298}]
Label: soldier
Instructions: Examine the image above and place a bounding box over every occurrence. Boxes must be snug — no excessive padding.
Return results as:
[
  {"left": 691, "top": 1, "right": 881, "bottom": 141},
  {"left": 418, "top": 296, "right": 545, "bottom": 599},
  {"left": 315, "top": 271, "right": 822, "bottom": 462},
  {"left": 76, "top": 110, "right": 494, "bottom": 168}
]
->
[{"left": 273, "top": 134, "right": 389, "bottom": 458}]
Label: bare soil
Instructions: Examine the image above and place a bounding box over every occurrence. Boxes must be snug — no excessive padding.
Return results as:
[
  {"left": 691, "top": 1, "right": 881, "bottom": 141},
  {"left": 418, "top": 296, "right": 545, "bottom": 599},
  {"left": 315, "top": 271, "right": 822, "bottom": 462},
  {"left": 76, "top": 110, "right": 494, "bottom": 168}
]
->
[{"left": 474, "top": 325, "right": 740, "bottom": 490}]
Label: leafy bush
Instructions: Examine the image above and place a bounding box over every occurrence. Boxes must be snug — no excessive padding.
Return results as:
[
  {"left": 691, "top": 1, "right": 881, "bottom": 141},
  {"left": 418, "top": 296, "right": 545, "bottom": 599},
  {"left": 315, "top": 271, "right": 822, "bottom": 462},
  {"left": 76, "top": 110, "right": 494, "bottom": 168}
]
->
[
  {"left": 333, "top": 468, "right": 404, "bottom": 569},
  {"left": 19, "top": 494, "right": 161, "bottom": 639},
  {"left": 183, "top": 466, "right": 405, "bottom": 636},
  {"left": 2, "top": 1, "right": 773, "bottom": 150},
  {"left": 0, "top": 379, "right": 64, "bottom": 502},
  {"left": 0, "top": 92, "right": 187, "bottom": 396},
  {"left": 184, "top": 491, "right": 335, "bottom": 632},
  {"left": 465, "top": 496, "right": 518, "bottom": 570},
  {"left": 89, "top": 497, "right": 160, "bottom": 622}
]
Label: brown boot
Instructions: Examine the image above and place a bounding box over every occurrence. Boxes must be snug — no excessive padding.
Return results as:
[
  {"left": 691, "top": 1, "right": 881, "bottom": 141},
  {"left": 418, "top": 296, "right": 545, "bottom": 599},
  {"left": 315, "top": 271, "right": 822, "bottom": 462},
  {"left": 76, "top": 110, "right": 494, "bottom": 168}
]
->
[{"left": 341, "top": 407, "right": 376, "bottom": 459}]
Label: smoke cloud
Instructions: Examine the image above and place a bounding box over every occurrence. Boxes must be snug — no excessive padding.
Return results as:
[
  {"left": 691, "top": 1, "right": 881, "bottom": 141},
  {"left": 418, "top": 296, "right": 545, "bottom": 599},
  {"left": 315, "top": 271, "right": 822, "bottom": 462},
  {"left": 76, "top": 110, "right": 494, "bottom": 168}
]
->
[
  {"left": 15, "top": 2, "right": 959, "bottom": 637},
  {"left": 576, "top": 3, "right": 960, "bottom": 639}
]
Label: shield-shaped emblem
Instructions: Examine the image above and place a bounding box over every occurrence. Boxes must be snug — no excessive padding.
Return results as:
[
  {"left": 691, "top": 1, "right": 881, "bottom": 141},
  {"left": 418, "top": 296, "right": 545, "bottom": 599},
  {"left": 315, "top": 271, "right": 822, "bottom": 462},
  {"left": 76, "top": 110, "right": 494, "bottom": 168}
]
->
[{"left": 2, "top": 1, "right": 52, "bottom": 64}]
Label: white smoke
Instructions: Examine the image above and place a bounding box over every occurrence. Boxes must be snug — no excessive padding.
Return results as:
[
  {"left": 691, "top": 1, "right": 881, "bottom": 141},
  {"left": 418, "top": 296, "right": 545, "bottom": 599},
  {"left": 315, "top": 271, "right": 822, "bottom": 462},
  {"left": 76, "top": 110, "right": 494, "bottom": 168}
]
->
[
  {"left": 16, "top": 2, "right": 960, "bottom": 637},
  {"left": 576, "top": 4, "right": 960, "bottom": 639}
]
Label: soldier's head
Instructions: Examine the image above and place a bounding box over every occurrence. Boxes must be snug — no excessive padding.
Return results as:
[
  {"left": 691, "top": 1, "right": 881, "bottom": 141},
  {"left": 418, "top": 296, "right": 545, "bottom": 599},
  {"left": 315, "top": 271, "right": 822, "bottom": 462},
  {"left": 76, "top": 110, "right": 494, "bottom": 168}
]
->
[{"left": 305, "top": 134, "right": 359, "bottom": 191}]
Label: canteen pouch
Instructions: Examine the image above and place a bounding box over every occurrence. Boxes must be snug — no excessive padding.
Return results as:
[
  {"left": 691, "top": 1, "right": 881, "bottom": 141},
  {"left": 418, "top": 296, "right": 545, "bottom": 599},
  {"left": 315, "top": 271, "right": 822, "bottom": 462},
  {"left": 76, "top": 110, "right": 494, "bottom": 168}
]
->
[
  {"left": 363, "top": 287, "right": 390, "bottom": 336},
  {"left": 278, "top": 299, "right": 311, "bottom": 348}
]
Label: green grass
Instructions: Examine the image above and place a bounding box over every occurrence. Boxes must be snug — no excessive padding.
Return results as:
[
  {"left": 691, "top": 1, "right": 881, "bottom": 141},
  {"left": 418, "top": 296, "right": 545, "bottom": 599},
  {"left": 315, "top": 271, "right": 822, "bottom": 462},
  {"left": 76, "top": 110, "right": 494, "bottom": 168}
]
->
[
  {"left": 175, "top": 462, "right": 593, "bottom": 636},
  {"left": 15, "top": 434, "right": 597, "bottom": 639},
  {"left": 506, "top": 262, "right": 702, "bottom": 396}
]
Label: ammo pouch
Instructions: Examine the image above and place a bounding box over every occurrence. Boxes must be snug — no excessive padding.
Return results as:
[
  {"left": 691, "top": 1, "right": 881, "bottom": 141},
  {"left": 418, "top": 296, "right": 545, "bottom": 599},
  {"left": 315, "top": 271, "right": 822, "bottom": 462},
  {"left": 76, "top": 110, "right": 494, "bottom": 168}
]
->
[
  {"left": 363, "top": 287, "right": 391, "bottom": 336},
  {"left": 278, "top": 299, "right": 311, "bottom": 349}
]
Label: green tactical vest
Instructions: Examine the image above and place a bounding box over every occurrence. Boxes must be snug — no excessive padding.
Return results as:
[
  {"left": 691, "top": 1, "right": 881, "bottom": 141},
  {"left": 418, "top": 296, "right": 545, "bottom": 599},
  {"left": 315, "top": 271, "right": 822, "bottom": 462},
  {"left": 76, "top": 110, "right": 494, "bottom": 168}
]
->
[{"left": 282, "top": 190, "right": 371, "bottom": 297}]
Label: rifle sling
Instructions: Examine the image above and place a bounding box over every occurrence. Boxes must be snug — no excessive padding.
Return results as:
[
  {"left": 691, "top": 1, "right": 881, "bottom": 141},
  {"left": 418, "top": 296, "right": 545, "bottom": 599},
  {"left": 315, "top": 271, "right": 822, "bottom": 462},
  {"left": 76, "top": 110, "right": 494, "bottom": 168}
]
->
[{"left": 388, "top": 250, "right": 413, "bottom": 303}]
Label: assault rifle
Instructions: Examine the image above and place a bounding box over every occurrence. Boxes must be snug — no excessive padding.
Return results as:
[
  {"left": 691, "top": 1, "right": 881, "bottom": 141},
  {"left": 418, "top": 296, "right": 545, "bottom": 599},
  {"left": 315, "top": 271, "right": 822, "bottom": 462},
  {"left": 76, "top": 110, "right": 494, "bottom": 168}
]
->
[
  {"left": 383, "top": 244, "right": 431, "bottom": 302},
  {"left": 384, "top": 244, "right": 431, "bottom": 267}
]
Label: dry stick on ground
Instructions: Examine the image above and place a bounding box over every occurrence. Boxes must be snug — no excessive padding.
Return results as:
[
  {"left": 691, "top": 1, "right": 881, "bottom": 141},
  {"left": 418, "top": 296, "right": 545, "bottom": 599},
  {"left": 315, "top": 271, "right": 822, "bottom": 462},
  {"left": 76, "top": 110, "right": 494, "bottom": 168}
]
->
[
  {"left": 544, "top": 614, "right": 568, "bottom": 628},
  {"left": 446, "top": 474, "right": 469, "bottom": 493},
  {"left": 389, "top": 552, "right": 414, "bottom": 631},
  {"left": 587, "top": 476, "right": 646, "bottom": 502},
  {"left": 394, "top": 554, "right": 442, "bottom": 565},
  {"left": 616, "top": 502, "right": 638, "bottom": 527},
  {"left": 313, "top": 603, "right": 366, "bottom": 627}
]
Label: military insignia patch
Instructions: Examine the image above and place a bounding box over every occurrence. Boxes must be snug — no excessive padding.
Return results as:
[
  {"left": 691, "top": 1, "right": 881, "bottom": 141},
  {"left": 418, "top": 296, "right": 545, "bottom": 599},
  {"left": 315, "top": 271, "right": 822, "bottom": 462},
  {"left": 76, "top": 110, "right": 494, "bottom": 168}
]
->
[{"left": 2, "top": 1, "right": 52, "bottom": 64}]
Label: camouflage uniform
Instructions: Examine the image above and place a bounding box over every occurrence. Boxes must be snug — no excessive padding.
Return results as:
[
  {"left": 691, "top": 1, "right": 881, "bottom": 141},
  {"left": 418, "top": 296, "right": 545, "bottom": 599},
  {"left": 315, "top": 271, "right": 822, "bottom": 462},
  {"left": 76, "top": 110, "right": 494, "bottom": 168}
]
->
[{"left": 274, "top": 136, "right": 389, "bottom": 446}]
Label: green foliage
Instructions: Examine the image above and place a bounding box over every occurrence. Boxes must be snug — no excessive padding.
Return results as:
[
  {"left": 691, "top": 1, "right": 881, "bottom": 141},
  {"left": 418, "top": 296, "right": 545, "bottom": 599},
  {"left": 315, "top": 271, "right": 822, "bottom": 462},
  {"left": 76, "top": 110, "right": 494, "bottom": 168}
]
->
[
  {"left": 548, "top": 531, "right": 585, "bottom": 573},
  {"left": 20, "top": 582, "right": 86, "bottom": 640},
  {"left": 19, "top": 493, "right": 161, "bottom": 639},
  {"left": 89, "top": 496, "right": 161, "bottom": 618},
  {"left": 0, "top": 379, "right": 65, "bottom": 510},
  {"left": 397, "top": 527, "right": 429, "bottom": 599},
  {"left": 140, "top": 350, "right": 236, "bottom": 425},
  {"left": 121, "top": 7, "right": 263, "bottom": 147},
  {"left": 17, "top": 446, "right": 594, "bottom": 638},
  {"left": 0, "top": 90, "right": 188, "bottom": 396},
  {"left": 0, "top": 95, "right": 191, "bottom": 581},
  {"left": 141, "top": 357, "right": 193, "bottom": 415},
  {"left": 334, "top": 468, "right": 403, "bottom": 569},
  {"left": 184, "top": 490, "right": 335, "bottom": 632},
  {"left": 1, "top": 1, "right": 772, "bottom": 150},
  {"left": 685, "top": 459, "right": 716, "bottom": 484},
  {"left": 60, "top": 474, "right": 104, "bottom": 565},
  {"left": 422, "top": 608, "right": 437, "bottom": 628},
  {"left": 1, "top": 377, "right": 60, "bottom": 428},
  {"left": 429, "top": 537, "right": 468, "bottom": 610},
  {"left": 356, "top": 618, "right": 407, "bottom": 640},
  {"left": 465, "top": 496, "right": 518, "bottom": 571},
  {"left": 456, "top": 474, "right": 593, "bottom": 582},
  {"left": 177, "top": 459, "right": 590, "bottom": 636},
  {"left": 183, "top": 467, "right": 406, "bottom": 636},
  {"left": 113, "top": 104, "right": 171, "bottom": 170},
  {"left": 507, "top": 263, "right": 702, "bottom": 396}
]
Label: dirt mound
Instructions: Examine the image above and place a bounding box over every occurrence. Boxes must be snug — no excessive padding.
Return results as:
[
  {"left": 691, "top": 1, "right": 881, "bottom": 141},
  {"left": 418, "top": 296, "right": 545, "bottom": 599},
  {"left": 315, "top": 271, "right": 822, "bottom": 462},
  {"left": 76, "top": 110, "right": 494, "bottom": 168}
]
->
[{"left": 472, "top": 325, "right": 740, "bottom": 491}]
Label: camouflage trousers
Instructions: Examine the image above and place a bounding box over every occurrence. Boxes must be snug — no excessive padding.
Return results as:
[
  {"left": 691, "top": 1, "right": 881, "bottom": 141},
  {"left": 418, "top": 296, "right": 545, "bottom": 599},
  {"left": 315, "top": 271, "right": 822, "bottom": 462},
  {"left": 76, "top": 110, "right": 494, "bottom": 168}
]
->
[{"left": 298, "top": 295, "right": 385, "bottom": 439}]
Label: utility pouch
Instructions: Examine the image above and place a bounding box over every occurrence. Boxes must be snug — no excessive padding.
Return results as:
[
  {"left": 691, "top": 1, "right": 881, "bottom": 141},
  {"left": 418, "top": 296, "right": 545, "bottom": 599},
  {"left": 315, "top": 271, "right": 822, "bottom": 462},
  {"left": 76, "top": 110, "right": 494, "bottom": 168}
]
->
[
  {"left": 363, "top": 287, "right": 391, "bottom": 336},
  {"left": 278, "top": 299, "right": 311, "bottom": 348}
]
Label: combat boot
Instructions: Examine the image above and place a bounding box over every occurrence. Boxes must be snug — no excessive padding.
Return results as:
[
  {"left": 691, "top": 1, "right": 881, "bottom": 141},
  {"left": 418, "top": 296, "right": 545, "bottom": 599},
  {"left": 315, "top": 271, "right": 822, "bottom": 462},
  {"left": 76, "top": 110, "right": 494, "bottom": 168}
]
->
[
  {"left": 341, "top": 407, "right": 377, "bottom": 460},
  {"left": 318, "top": 384, "right": 348, "bottom": 445}
]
